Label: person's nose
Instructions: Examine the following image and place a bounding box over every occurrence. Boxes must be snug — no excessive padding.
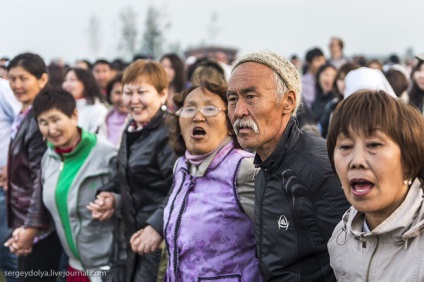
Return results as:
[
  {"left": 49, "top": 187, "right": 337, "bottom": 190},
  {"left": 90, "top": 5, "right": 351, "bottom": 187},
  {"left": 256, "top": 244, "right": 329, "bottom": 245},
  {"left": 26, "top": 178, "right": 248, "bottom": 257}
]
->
[
  {"left": 192, "top": 108, "right": 205, "bottom": 122},
  {"left": 48, "top": 124, "right": 58, "bottom": 135},
  {"left": 130, "top": 92, "right": 141, "bottom": 104},
  {"left": 349, "top": 145, "right": 367, "bottom": 169},
  {"left": 12, "top": 79, "right": 22, "bottom": 90},
  {"left": 232, "top": 99, "right": 249, "bottom": 119}
]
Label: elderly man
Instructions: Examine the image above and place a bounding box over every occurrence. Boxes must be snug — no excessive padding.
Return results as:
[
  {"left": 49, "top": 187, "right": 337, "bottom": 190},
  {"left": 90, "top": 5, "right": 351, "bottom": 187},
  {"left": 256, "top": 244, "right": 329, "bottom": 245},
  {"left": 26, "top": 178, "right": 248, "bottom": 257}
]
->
[{"left": 227, "top": 51, "right": 349, "bottom": 281}]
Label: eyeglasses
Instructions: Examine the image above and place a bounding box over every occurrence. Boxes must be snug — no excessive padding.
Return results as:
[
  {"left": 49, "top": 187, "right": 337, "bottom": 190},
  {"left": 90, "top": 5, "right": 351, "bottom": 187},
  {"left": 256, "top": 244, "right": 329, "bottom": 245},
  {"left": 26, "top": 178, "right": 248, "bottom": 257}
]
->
[{"left": 175, "top": 105, "right": 226, "bottom": 118}]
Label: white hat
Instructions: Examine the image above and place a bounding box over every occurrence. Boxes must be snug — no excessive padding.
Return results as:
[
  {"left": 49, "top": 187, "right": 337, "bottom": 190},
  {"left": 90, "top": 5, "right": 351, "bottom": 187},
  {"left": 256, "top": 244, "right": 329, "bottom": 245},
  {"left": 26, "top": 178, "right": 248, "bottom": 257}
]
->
[{"left": 344, "top": 67, "right": 397, "bottom": 99}]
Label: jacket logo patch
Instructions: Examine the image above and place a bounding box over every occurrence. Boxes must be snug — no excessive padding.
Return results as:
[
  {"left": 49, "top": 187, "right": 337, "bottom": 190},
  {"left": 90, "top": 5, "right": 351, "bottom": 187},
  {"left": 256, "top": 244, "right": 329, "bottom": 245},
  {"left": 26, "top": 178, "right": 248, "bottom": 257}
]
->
[{"left": 278, "top": 215, "right": 289, "bottom": 230}]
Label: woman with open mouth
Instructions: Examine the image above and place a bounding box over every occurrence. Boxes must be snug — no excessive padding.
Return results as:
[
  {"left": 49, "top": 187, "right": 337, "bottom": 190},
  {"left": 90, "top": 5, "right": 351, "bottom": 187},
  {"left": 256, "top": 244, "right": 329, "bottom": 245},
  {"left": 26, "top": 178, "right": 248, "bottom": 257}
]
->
[
  {"left": 143, "top": 79, "right": 261, "bottom": 281},
  {"left": 326, "top": 90, "right": 424, "bottom": 281}
]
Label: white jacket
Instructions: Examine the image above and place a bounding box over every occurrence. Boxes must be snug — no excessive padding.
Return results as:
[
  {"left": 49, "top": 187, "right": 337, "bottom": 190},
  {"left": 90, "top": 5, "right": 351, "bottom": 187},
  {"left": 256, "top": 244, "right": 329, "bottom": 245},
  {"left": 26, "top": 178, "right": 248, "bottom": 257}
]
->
[
  {"left": 328, "top": 181, "right": 424, "bottom": 281},
  {"left": 76, "top": 98, "right": 108, "bottom": 133}
]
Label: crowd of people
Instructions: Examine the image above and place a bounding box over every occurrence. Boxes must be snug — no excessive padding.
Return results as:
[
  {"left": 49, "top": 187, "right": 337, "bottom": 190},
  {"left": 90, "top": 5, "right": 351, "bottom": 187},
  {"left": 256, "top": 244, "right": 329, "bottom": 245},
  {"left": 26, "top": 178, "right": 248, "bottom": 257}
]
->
[{"left": 1, "top": 37, "right": 424, "bottom": 282}]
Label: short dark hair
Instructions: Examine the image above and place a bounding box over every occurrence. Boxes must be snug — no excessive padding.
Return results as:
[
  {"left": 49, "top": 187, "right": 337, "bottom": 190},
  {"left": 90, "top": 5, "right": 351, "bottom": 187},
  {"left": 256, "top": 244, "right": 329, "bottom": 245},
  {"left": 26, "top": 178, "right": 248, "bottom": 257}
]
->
[
  {"left": 33, "top": 88, "right": 76, "bottom": 119},
  {"left": 385, "top": 69, "right": 409, "bottom": 97},
  {"left": 64, "top": 68, "right": 105, "bottom": 104},
  {"left": 106, "top": 73, "right": 123, "bottom": 104},
  {"left": 305, "top": 48, "right": 324, "bottom": 64},
  {"left": 327, "top": 90, "right": 424, "bottom": 181},
  {"left": 8, "top": 52, "right": 47, "bottom": 79},
  {"left": 168, "top": 79, "right": 240, "bottom": 156},
  {"left": 93, "top": 59, "right": 112, "bottom": 69}
]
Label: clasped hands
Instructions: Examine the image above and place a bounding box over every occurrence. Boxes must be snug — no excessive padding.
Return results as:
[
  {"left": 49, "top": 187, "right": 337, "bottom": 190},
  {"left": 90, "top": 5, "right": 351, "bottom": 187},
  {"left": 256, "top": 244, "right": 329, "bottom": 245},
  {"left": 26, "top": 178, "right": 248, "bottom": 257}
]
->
[
  {"left": 4, "top": 226, "right": 37, "bottom": 256},
  {"left": 87, "top": 192, "right": 162, "bottom": 255}
]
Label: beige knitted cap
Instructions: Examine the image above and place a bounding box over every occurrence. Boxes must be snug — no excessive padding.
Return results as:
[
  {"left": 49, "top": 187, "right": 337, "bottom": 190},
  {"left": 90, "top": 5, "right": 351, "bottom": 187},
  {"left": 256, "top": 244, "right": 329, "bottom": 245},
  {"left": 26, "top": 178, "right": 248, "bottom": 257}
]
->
[{"left": 232, "top": 50, "right": 302, "bottom": 96}]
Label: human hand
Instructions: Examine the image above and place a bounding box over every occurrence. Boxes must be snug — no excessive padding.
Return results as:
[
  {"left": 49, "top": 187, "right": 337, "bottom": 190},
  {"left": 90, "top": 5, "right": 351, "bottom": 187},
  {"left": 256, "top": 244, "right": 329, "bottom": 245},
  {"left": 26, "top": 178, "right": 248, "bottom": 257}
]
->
[
  {"left": 87, "top": 192, "right": 116, "bottom": 221},
  {"left": 4, "top": 227, "right": 37, "bottom": 256},
  {"left": 129, "top": 225, "right": 162, "bottom": 255},
  {"left": 0, "top": 166, "right": 7, "bottom": 190}
]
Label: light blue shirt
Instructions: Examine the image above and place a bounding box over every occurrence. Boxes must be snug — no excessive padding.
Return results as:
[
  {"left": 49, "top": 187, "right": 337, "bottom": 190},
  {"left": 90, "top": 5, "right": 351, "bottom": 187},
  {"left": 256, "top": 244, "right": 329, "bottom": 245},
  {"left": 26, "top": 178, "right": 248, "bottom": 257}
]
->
[{"left": 0, "top": 78, "right": 21, "bottom": 167}]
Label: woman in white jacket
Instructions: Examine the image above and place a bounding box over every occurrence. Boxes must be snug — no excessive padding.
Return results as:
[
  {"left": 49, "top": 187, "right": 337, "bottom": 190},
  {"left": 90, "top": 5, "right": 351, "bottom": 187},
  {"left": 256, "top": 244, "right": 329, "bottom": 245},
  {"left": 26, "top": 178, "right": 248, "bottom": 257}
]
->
[
  {"left": 62, "top": 67, "right": 108, "bottom": 133},
  {"left": 326, "top": 90, "right": 424, "bottom": 281}
]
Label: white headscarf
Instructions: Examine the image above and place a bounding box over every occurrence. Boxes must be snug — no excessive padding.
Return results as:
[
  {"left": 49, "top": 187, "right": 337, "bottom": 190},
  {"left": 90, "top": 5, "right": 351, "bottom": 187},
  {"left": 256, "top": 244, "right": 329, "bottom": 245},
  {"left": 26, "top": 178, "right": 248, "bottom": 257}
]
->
[{"left": 344, "top": 67, "right": 397, "bottom": 99}]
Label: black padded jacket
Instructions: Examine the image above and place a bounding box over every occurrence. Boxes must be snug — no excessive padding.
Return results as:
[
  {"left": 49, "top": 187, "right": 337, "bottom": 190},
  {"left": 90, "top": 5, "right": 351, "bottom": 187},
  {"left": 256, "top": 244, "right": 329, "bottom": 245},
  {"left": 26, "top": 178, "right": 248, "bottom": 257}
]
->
[{"left": 254, "top": 118, "right": 350, "bottom": 281}]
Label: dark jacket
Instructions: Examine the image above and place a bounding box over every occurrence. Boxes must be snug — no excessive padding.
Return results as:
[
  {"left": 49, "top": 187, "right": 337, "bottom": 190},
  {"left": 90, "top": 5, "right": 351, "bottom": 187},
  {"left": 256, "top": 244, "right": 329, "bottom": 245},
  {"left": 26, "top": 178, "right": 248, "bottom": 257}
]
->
[
  {"left": 100, "top": 109, "right": 177, "bottom": 281},
  {"left": 312, "top": 90, "right": 335, "bottom": 124},
  {"left": 254, "top": 118, "right": 350, "bottom": 282},
  {"left": 7, "top": 109, "right": 49, "bottom": 230},
  {"left": 318, "top": 97, "right": 340, "bottom": 139}
]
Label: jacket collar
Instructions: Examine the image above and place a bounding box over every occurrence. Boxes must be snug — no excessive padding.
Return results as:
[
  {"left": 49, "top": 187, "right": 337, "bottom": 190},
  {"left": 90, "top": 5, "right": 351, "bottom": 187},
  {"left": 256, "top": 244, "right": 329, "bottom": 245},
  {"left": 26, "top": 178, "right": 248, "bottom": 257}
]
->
[
  {"left": 254, "top": 117, "right": 301, "bottom": 171},
  {"left": 180, "top": 137, "right": 234, "bottom": 176},
  {"left": 345, "top": 181, "right": 424, "bottom": 244},
  {"left": 126, "top": 108, "right": 167, "bottom": 133}
]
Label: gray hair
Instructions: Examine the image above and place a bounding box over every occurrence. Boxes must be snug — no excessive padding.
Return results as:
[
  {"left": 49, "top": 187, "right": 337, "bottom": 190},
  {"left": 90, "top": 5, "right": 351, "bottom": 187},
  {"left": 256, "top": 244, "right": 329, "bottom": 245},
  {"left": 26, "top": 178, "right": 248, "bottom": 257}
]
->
[{"left": 233, "top": 50, "right": 302, "bottom": 116}]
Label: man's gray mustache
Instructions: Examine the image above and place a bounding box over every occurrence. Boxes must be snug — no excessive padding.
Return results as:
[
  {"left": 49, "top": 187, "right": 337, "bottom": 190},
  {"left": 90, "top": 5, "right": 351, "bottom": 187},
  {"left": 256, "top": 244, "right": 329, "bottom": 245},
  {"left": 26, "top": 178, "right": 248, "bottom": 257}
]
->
[{"left": 233, "top": 119, "right": 259, "bottom": 135}]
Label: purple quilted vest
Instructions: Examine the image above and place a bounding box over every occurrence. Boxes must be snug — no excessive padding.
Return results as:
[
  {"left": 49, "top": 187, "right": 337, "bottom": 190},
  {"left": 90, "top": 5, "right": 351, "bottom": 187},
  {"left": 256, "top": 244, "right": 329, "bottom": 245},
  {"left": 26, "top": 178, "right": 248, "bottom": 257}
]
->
[{"left": 163, "top": 141, "right": 261, "bottom": 282}]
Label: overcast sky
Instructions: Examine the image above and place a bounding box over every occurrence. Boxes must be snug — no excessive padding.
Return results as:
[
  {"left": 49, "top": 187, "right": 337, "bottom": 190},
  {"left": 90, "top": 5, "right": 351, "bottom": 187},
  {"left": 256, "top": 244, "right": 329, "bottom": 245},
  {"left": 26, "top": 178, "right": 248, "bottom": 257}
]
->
[{"left": 1, "top": 0, "right": 422, "bottom": 64}]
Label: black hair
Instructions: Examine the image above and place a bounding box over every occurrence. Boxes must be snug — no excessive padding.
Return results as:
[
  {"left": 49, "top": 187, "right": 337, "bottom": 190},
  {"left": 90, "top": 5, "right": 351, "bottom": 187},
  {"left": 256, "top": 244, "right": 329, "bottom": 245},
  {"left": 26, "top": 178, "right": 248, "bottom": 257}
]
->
[
  {"left": 305, "top": 48, "right": 324, "bottom": 64},
  {"left": 132, "top": 53, "right": 153, "bottom": 62},
  {"left": 47, "top": 63, "right": 67, "bottom": 89},
  {"left": 111, "top": 59, "right": 128, "bottom": 71},
  {"left": 385, "top": 69, "right": 408, "bottom": 98},
  {"left": 160, "top": 53, "right": 186, "bottom": 93},
  {"left": 315, "top": 63, "right": 337, "bottom": 95},
  {"left": 33, "top": 87, "right": 76, "bottom": 119},
  {"left": 76, "top": 59, "right": 92, "bottom": 70},
  {"left": 409, "top": 60, "right": 424, "bottom": 112},
  {"left": 93, "top": 59, "right": 112, "bottom": 69},
  {"left": 388, "top": 54, "right": 400, "bottom": 65},
  {"left": 7, "top": 52, "right": 47, "bottom": 79},
  {"left": 106, "top": 73, "right": 123, "bottom": 104},
  {"left": 64, "top": 68, "right": 105, "bottom": 104}
]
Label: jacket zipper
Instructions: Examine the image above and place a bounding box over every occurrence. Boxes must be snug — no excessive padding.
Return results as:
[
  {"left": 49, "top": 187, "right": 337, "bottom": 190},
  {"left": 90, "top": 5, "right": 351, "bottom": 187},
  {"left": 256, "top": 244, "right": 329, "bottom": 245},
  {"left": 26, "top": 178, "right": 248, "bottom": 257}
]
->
[
  {"left": 366, "top": 236, "right": 379, "bottom": 282},
  {"left": 259, "top": 169, "right": 268, "bottom": 268}
]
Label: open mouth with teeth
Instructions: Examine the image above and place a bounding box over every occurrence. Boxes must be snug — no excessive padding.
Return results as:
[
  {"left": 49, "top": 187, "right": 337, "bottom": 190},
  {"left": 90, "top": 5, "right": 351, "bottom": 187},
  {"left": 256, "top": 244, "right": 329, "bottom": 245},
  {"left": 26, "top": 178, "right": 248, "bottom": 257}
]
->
[
  {"left": 192, "top": 127, "right": 206, "bottom": 137},
  {"left": 349, "top": 179, "right": 374, "bottom": 196}
]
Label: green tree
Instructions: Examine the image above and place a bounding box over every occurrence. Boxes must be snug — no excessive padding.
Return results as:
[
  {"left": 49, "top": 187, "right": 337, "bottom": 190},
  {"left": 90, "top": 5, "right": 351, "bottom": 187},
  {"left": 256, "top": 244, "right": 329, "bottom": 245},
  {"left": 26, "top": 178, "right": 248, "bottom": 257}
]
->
[
  {"left": 140, "top": 6, "right": 170, "bottom": 59},
  {"left": 118, "top": 7, "right": 139, "bottom": 60}
]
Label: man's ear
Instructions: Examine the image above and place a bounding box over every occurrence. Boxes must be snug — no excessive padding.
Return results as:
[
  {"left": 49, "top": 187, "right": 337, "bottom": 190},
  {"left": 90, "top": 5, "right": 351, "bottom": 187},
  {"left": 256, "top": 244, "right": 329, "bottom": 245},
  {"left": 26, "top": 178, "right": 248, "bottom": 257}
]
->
[{"left": 282, "top": 90, "right": 296, "bottom": 115}]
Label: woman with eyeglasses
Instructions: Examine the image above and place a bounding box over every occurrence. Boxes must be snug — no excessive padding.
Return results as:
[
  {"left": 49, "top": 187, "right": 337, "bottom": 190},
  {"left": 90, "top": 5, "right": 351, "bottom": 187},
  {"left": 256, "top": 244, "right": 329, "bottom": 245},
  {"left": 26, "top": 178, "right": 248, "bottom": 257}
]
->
[
  {"left": 87, "top": 60, "right": 177, "bottom": 282},
  {"left": 132, "top": 79, "right": 261, "bottom": 281}
]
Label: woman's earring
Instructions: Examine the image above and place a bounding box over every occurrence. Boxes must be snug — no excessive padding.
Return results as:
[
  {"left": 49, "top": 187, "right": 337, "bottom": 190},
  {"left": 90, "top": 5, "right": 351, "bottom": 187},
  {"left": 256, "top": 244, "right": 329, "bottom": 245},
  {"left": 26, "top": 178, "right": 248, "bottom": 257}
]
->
[
  {"left": 404, "top": 179, "right": 412, "bottom": 185},
  {"left": 161, "top": 104, "right": 167, "bottom": 111},
  {"left": 42, "top": 136, "right": 46, "bottom": 142}
]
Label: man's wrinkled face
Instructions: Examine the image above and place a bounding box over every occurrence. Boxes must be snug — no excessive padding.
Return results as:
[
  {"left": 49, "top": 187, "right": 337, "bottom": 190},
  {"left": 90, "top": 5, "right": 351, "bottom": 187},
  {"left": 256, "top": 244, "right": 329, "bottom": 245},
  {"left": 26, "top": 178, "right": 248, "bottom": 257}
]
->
[{"left": 227, "top": 62, "right": 294, "bottom": 160}]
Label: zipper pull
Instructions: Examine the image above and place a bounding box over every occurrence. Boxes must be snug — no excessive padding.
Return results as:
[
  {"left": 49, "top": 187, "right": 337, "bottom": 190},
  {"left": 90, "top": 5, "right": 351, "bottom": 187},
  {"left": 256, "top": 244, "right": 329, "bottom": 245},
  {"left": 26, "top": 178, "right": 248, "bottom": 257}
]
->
[
  {"left": 60, "top": 162, "right": 64, "bottom": 171},
  {"left": 361, "top": 236, "right": 367, "bottom": 248}
]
